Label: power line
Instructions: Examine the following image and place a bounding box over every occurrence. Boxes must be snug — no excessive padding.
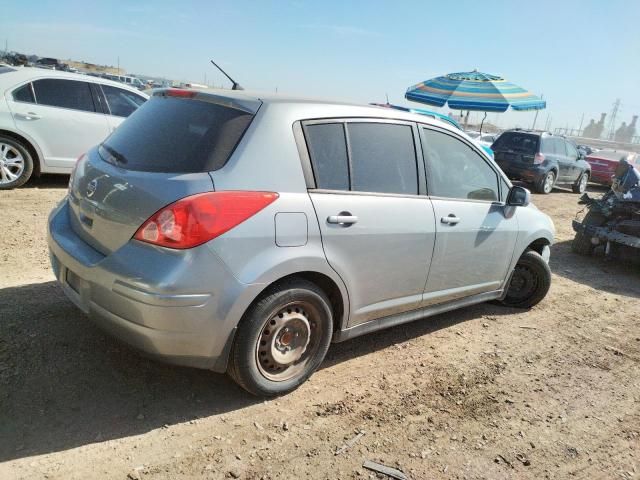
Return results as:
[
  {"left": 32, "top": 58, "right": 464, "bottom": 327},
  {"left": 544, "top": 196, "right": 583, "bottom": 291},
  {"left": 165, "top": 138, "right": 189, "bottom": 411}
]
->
[{"left": 606, "top": 99, "right": 621, "bottom": 140}]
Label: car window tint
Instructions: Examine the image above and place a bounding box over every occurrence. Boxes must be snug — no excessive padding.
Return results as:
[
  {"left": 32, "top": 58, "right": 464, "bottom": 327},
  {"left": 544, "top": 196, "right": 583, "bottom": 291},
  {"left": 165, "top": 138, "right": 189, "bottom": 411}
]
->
[
  {"left": 423, "top": 128, "right": 499, "bottom": 201},
  {"left": 101, "top": 96, "right": 254, "bottom": 173},
  {"left": 101, "top": 84, "right": 146, "bottom": 117},
  {"left": 304, "top": 123, "right": 349, "bottom": 190},
  {"left": 540, "top": 137, "right": 553, "bottom": 154},
  {"left": 13, "top": 83, "right": 34, "bottom": 103},
  {"left": 347, "top": 123, "right": 417, "bottom": 195},
  {"left": 565, "top": 141, "right": 578, "bottom": 160},
  {"left": 492, "top": 132, "right": 539, "bottom": 154},
  {"left": 500, "top": 176, "right": 511, "bottom": 202},
  {"left": 32, "top": 79, "right": 96, "bottom": 112}
]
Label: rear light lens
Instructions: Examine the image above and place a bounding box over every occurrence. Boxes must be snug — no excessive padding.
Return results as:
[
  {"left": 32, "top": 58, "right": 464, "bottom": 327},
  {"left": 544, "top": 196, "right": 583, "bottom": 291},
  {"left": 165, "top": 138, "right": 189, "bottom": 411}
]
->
[
  {"left": 164, "top": 88, "right": 197, "bottom": 98},
  {"left": 534, "top": 153, "right": 545, "bottom": 164},
  {"left": 69, "top": 153, "right": 86, "bottom": 190},
  {"left": 134, "top": 191, "right": 279, "bottom": 249}
]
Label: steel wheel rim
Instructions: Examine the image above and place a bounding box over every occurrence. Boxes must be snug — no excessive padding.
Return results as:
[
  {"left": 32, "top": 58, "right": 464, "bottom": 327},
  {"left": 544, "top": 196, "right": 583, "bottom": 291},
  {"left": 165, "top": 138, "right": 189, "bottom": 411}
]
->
[
  {"left": 255, "top": 301, "right": 323, "bottom": 382},
  {"left": 543, "top": 173, "right": 554, "bottom": 193},
  {"left": 508, "top": 264, "right": 538, "bottom": 301},
  {"left": 0, "top": 142, "right": 25, "bottom": 184},
  {"left": 579, "top": 174, "right": 588, "bottom": 191}
]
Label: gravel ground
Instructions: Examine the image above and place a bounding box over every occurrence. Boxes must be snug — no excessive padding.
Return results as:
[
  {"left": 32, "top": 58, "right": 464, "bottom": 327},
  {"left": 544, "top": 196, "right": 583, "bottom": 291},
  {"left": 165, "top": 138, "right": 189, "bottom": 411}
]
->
[{"left": 1, "top": 176, "right": 639, "bottom": 480}]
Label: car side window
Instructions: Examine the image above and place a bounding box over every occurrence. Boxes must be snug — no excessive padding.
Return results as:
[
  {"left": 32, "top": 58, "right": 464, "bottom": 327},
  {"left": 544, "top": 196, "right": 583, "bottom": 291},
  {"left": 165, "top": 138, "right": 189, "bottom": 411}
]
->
[
  {"left": 32, "top": 79, "right": 96, "bottom": 113},
  {"left": 101, "top": 84, "right": 146, "bottom": 117},
  {"left": 13, "top": 83, "right": 35, "bottom": 103},
  {"left": 304, "top": 123, "right": 349, "bottom": 190},
  {"left": 565, "top": 141, "right": 578, "bottom": 160},
  {"left": 540, "top": 137, "right": 553, "bottom": 154},
  {"left": 347, "top": 123, "right": 417, "bottom": 195},
  {"left": 422, "top": 128, "right": 499, "bottom": 202}
]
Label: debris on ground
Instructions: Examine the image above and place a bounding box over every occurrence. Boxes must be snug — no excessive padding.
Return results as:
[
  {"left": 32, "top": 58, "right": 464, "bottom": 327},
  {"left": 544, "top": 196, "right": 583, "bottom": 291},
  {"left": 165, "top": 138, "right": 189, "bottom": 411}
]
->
[{"left": 362, "top": 460, "right": 408, "bottom": 480}]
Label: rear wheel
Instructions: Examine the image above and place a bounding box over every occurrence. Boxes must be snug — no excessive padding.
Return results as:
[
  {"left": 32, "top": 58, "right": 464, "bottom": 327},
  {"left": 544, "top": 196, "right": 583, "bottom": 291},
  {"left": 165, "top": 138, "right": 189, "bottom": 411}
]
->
[
  {"left": 228, "top": 279, "right": 333, "bottom": 397},
  {"left": 571, "top": 211, "right": 607, "bottom": 255},
  {"left": 535, "top": 171, "right": 555, "bottom": 194},
  {"left": 572, "top": 172, "right": 589, "bottom": 194},
  {"left": 501, "top": 250, "right": 551, "bottom": 308},
  {"left": 0, "top": 135, "right": 34, "bottom": 189}
]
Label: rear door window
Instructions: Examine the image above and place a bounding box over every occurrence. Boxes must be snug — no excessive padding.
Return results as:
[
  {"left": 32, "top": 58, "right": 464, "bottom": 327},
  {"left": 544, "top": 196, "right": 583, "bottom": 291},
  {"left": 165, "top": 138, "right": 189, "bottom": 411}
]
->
[
  {"left": 32, "top": 79, "right": 96, "bottom": 112},
  {"left": 347, "top": 123, "right": 417, "bottom": 194},
  {"left": 303, "top": 121, "right": 418, "bottom": 195},
  {"left": 12, "top": 83, "right": 35, "bottom": 103},
  {"left": 100, "top": 96, "right": 255, "bottom": 173},
  {"left": 100, "top": 84, "right": 146, "bottom": 117},
  {"left": 565, "top": 141, "right": 578, "bottom": 160},
  {"left": 304, "top": 123, "right": 349, "bottom": 190},
  {"left": 423, "top": 128, "right": 499, "bottom": 201}
]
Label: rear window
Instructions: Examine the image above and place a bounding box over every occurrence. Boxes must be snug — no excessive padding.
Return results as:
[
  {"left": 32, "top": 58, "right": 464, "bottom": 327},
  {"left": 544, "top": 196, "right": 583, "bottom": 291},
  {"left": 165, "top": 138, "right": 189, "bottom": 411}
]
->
[
  {"left": 100, "top": 96, "right": 255, "bottom": 173},
  {"left": 491, "top": 132, "right": 539, "bottom": 154}
]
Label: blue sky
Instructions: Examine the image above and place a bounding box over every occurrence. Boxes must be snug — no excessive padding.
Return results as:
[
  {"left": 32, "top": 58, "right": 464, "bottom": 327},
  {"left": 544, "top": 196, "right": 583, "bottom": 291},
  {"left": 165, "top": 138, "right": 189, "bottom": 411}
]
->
[{"left": 2, "top": 0, "right": 639, "bottom": 130}]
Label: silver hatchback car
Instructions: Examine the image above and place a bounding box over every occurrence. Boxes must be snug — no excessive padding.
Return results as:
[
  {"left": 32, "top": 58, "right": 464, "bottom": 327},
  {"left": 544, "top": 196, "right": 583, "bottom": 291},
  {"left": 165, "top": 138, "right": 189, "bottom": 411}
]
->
[{"left": 48, "top": 88, "right": 554, "bottom": 396}]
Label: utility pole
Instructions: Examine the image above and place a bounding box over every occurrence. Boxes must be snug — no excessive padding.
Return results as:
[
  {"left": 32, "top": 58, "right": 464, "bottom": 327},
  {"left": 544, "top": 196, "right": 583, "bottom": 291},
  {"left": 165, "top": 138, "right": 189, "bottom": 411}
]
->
[
  {"left": 578, "top": 113, "right": 584, "bottom": 135},
  {"left": 606, "top": 99, "right": 621, "bottom": 140},
  {"left": 117, "top": 56, "right": 120, "bottom": 75}
]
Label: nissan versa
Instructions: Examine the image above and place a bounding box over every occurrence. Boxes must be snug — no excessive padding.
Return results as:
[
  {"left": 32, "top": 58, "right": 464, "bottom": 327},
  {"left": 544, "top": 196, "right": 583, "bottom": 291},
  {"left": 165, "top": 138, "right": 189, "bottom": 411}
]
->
[{"left": 47, "top": 88, "right": 555, "bottom": 396}]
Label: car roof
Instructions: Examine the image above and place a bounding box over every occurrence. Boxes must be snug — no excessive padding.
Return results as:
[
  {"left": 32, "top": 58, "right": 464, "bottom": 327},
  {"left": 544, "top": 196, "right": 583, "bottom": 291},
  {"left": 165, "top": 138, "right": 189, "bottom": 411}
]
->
[
  {"left": 155, "top": 87, "right": 463, "bottom": 134},
  {"left": 0, "top": 66, "right": 148, "bottom": 97}
]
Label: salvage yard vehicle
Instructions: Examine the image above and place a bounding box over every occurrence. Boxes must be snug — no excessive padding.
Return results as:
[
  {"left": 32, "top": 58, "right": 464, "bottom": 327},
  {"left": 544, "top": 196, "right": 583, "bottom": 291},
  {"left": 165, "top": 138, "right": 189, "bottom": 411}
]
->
[
  {"left": 585, "top": 149, "right": 638, "bottom": 186},
  {"left": 492, "top": 129, "right": 591, "bottom": 194},
  {"left": 0, "top": 66, "right": 148, "bottom": 188},
  {"left": 572, "top": 159, "right": 640, "bottom": 262},
  {"left": 47, "top": 89, "right": 555, "bottom": 396}
]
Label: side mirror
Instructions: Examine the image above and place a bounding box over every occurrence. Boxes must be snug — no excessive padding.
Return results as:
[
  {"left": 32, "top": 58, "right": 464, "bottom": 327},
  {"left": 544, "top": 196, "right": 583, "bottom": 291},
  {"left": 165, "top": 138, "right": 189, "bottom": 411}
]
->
[{"left": 507, "top": 185, "right": 531, "bottom": 207}]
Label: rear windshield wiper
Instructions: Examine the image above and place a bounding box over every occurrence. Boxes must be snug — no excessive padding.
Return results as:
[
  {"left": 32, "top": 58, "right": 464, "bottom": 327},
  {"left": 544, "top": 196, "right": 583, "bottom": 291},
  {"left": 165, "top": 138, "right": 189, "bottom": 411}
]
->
[{"left": 100, "top": 144, "right": 128, "bottom": 165}]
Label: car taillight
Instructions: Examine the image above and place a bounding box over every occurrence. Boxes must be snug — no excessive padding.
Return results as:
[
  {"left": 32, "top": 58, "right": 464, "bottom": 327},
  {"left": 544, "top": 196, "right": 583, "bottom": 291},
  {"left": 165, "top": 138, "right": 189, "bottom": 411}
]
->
[
  {"left": 69, "top": 153, "right": 86, "bottom": 190},
  {"left": 534, "top": 153, "right": 545, "bottom": 164},
  {"left": 134, "top": 191, "right": 279, "bottom": 249}
]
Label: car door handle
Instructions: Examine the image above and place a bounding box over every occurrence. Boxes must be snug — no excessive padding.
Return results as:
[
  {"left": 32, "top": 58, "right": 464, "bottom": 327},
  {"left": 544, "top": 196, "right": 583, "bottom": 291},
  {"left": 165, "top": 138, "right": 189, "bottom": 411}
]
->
[
  {"left": 441, "top": 214, "right": 461, "bottom": 225},
  {"left": 14, "top": 112, "right": 41, "bottom": 121},
  {"left": 327, "top": 214, "right": 358, "bottom": 226}
]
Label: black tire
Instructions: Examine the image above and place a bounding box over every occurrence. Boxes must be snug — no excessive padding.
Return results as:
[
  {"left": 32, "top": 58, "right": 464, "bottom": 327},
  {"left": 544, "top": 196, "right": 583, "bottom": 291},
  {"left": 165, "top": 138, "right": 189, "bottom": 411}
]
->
[
  {"left": 501, "top": 250, "right": 551, "bottom": 309},
  {"left": 0, "top": 135, "right": 34, "bottom": 189},
  {"left": 571, "top": 210, "right": 607, "bottom": 255},
  {"left": 572, "top": 172, "right": 589, "bottom": 194},
  {"left": 228, "top": 279, "right": 333, "bottom": 397},
  {"left": 535, "top": 170, "right": 556, "bottom": 194}
]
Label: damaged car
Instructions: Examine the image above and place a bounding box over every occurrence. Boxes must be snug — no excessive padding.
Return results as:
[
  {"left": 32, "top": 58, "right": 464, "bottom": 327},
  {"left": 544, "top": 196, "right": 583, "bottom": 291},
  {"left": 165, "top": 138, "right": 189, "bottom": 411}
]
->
[{"left": 572, "top": 157, "right": 640, "bottom": 262}]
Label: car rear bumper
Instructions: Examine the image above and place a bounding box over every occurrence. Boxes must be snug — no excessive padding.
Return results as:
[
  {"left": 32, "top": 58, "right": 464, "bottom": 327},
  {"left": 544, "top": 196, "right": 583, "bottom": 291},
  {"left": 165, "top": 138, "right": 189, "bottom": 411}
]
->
[
  {"left": 496, "top": 162, "right": 546, "bottom": 183},
  {"left": 47, "top": 199, "right": 261, "bottom": 371}
]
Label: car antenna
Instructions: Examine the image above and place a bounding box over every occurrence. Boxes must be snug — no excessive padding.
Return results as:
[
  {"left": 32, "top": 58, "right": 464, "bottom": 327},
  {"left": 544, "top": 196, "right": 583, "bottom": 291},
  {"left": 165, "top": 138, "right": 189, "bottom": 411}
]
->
[{"left": 210, "top": 59, "right": 243, "bottom": 90}]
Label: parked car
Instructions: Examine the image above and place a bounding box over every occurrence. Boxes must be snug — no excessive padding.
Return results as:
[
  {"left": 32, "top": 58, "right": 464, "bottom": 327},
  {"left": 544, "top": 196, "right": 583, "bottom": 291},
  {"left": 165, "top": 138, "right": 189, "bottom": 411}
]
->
[
  {"left": 100, "top": 73, "right": 146, "bottom": 90},
  {"left": 585, "top": 149, "right": 637, "bottom": 186},
  {"left": 48, "top": 88, "right": 555, "bottom": 396},
  {"left": 0, "top": 67, "right": 148, "bottom": 188},
  {"left": 492, "top": 129, "right": 591, "bottom": 194},
  {"left": 35, "top": 57, "right": 66, "bottom": 70},
  {"left": 477, "top": 133, "right": 498, "bottom": 148},
  {"left": 577, "top": 144, "right": 597, "bottom": 157}
]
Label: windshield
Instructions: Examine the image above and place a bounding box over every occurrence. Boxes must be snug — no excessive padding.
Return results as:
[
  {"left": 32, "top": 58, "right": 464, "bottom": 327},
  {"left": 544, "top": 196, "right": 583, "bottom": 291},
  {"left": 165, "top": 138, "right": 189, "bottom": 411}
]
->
[{"left": 491, "top": 132, "right": 539, "bottom": 153}]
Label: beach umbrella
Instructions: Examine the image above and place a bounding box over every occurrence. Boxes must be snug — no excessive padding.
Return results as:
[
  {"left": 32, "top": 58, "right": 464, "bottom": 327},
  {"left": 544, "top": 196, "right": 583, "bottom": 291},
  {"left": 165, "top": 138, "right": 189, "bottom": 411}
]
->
[{"left": 405, "top": 70, "right": 545, "bottom": 132}]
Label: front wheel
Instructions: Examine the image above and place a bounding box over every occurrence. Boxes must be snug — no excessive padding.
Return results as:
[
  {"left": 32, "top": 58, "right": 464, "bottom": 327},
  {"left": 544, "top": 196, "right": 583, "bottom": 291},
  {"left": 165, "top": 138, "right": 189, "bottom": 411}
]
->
[
  {"left": 571, "top": 211, "right": 607, "bottom": 255},
  {"left": 501, "top": 250, "right": 551, "bottom": 309},
  {"left": 228, "top": 279, "right": 333, "bottom": 397}
]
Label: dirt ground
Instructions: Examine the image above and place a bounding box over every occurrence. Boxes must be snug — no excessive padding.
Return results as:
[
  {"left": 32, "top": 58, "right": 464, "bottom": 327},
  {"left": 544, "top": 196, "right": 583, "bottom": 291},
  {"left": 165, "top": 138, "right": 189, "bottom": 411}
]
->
[{"left": 1, "top": 176, "right": 639, "bottom": 480}]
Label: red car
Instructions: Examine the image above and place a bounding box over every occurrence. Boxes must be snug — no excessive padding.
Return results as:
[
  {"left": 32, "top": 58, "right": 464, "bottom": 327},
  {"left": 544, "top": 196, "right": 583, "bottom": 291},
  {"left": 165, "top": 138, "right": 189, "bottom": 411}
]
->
[{"left": 586, "top": 150, "right": 638, "bottom": 186}]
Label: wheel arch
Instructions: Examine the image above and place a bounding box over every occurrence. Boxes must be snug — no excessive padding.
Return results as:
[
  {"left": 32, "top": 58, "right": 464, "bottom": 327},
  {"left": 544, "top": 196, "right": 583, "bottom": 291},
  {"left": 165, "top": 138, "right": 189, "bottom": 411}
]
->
[{"left": 0, "top": 128, "right": 42, "bottom": 176}]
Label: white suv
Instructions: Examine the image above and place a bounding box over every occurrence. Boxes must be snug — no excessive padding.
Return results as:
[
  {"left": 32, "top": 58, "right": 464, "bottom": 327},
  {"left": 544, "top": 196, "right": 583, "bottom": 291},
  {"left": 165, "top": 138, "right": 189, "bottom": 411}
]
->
[{"left": 0, "top": 66, "right": 148, "bottom": 188}]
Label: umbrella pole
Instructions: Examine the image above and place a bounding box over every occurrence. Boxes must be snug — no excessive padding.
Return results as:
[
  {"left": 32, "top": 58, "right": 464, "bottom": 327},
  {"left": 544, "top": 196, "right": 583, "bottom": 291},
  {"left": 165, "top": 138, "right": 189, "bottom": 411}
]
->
[
  {"left": 479, "top": 112, "right": 487, "bottom": 135},
  {"left": 463, "top": 110, "right": 470, "bottom": 130}
]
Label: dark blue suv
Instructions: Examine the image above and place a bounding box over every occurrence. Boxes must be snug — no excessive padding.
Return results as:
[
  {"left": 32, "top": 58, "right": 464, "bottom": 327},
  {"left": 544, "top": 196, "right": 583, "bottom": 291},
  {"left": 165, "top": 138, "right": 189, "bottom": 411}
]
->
[{"left": 492, "top": 130, "right": 591, "bottom": 194}]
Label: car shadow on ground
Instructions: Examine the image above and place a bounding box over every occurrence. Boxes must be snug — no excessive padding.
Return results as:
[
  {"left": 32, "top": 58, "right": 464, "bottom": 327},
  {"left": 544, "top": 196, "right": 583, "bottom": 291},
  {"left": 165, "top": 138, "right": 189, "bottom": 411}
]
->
[
  {"left": 0, "top": 280, "right": 515, "bottom": 462},
  {"left": 550, "top": 239, "right": 640, "bottom": 298},
  {"left": 23, "top": 174, "right": 69, "bottom": 189}
]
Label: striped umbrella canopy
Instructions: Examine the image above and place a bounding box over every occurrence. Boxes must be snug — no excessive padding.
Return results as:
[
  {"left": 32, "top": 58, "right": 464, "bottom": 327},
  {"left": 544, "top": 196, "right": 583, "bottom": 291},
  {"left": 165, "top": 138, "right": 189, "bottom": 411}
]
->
[{"left": 405, "top": 70, "right": 545, "bottom": 112}]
